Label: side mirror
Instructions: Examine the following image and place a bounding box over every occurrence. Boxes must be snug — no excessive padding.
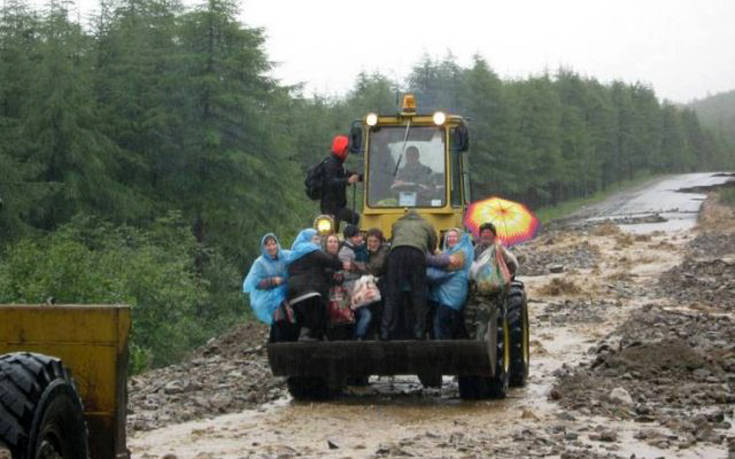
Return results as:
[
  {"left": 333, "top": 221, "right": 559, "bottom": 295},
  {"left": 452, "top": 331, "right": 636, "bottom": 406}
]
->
[
  {"left": 452, "top": 123, "right": 470, "bottom": 152},
  {"left": 349, "top": 121, "right": 363, "bottom": 154}
]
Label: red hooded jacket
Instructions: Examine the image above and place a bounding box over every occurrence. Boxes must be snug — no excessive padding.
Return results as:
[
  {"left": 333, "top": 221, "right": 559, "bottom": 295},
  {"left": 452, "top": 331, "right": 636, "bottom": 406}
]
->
[{"left": 332, "top": 135, "right": 349, "bottom": 161}]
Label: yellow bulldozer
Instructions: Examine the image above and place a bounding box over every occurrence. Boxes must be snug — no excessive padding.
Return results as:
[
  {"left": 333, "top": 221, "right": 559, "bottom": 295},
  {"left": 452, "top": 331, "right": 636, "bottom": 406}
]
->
[
  {"left": 268, "top": 95, "right": 530, "bottom": 401},
  {"left": 0, "top": 304, "right": 130, "bottom": 458}
]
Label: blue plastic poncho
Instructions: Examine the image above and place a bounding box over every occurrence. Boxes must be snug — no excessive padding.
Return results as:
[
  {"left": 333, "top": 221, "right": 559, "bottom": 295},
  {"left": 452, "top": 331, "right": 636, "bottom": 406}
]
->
[
  {"left": 287, "top": 228, "right": 321, "bottom": 264},
  {"left": 427, "top": 231, "right": 474, "bottom": 310},
  {"left": 243, "top": 233, "right": 291, "bottom": 325}
]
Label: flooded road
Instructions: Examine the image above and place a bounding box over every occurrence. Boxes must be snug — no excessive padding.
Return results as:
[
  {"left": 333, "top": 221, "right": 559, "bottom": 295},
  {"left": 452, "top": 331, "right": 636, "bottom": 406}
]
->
[
  {"left": 129, "top": 172, "right": 734, "bottom": 458},
  {"left": 574, "top": 172, "right": 734, "bottom": 233}
]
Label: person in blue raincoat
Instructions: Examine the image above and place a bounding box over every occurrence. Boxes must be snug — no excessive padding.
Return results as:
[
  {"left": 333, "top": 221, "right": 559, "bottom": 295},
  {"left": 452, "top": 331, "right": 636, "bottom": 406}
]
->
[
  {"left": 242, "top": 233, "right": 291, "bottom": 325},
  {"left": 427, "top": 228, "right": 474, "bottom": 340},
  {"left": 285, "top": 228, "right": 348, "bottom": 341}
]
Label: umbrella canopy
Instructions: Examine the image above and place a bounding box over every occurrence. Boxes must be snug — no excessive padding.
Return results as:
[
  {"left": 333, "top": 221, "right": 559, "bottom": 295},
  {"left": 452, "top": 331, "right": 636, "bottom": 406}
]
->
[{"left": 464, "top": 196, "right": 540, "bottom": 247}]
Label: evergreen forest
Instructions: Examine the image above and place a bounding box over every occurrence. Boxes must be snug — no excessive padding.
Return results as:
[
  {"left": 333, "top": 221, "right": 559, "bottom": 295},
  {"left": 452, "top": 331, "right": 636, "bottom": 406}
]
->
[
  {"left": 691, "top": 89, "right": 735, "bottom": 157},
  {"left": 1, "top": 0, "right": 733, "bottom": 370}
]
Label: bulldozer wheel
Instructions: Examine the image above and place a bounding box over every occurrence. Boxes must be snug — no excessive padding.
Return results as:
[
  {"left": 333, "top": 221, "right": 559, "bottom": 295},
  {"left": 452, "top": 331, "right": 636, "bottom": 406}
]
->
[
  {"left": 0, "top": 352, "right": 88, "bottom": 459},
  {"left": 417, "top": 372, "right": 442, "bottom": 389},
  {"left": 486, "top": 317, "right": 510, "bottom": 398},
  {"left": 507, "top": 283, "right": 530, "bottom": 387},
  {"left": 457, "top": 375, "right": 487, "bottom": 400},
  {"left": 458, "top": 313, "right": 509, "bottom": 400},
  {"left": 286, "top": 376, "right": 331, "bottom": 401}
]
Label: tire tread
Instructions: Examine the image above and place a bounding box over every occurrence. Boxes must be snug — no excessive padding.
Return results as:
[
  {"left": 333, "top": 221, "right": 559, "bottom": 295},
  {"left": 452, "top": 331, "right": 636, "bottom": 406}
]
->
[{"left": 0, "top": 352, "right": 86, "bottom": 458}]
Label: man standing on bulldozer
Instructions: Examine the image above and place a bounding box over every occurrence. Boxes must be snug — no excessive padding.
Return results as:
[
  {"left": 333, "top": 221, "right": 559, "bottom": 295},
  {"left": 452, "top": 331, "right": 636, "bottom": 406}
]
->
[
  {"left": 321, "top": 135, "right": 362, "bottom": 229},
  {"left": 380, "top": 210, "right": 438, "bottom": 341}
]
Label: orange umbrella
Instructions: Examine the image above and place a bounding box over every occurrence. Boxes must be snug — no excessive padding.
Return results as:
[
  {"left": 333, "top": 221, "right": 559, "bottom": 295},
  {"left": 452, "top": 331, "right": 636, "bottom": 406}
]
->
[{"left": 464, "top": 196, "right": 540, "bottom": 247}]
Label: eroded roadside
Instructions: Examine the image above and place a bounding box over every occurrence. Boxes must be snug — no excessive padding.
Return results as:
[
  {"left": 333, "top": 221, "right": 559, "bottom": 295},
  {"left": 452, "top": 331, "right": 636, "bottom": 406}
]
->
[{"left": 128, "top": 178, "right": 735, "bottom": 458}]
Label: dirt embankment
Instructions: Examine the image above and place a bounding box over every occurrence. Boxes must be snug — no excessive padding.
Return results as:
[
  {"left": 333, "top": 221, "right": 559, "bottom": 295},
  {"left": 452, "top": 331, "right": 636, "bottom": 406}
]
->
[
  {"left": 127, "top": 321, "right": 283, "bottom": 432},
  {"left": 550, "top": 191, "right": 735, "bottom": 454}
]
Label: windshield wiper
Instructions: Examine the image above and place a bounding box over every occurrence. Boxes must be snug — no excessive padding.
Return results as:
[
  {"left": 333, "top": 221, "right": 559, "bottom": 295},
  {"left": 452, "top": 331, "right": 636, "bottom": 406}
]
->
[{"left": 392, "top": 119, "right": 411, "bottom": 176}]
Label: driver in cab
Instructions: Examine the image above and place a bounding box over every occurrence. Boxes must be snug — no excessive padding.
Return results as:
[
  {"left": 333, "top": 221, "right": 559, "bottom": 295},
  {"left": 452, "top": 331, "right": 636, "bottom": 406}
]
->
[{"left": 393, "top": 146, "right": 433, "bottom": 190}]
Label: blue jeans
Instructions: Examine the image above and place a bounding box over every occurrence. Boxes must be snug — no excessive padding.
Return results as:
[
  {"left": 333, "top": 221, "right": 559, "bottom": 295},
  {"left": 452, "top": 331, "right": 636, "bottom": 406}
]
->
[
  {"left": 433, "top": 304, "right": 462, "bottom": 340},
  {"left": 354, "top": 306, "right": 372, "bottom": 339}
]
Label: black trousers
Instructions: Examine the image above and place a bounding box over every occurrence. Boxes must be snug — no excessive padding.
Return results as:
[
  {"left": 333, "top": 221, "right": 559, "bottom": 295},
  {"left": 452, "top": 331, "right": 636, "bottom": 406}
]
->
[
  {"left": 381, "top": 247, "right": 428, "bottom": 339},
  {"left": 292, "top": 295, "right": 327, "bottom": 338},
  {"left": 270, "top": 295, "right": 326, "bottom": 342}
]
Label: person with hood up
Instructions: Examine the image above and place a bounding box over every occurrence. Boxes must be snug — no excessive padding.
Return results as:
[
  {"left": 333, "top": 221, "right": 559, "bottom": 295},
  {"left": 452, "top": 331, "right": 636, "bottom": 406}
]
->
[
  {"left": 286, "top": 228, "right": 350, "bottom": 341},
  {"left": 427, "top": 229, "right": 474, "bottom": 340},
  {"left": 242, "top": 234, "right": 291, "bottom": 334},
  {"left": 321, "top": 135, "right": 362, "bottom": 229}
]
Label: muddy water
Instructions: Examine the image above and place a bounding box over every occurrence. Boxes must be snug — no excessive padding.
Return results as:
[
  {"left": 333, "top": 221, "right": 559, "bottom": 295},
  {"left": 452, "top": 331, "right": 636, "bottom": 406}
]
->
[
  {"left": 130, "top": 173, "right": 734, "bottom": 458},
  {"left": 130, "top": 289, "right": 603, "bottom": 457},
  {"left": 579, "top": 172, "right": 734, "bottom": 233}
]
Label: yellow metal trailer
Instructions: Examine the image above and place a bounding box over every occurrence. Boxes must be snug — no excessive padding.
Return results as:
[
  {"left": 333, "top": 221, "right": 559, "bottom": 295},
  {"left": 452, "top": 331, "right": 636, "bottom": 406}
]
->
[{"left": 0, "top": 304, "right": 130, "bottom": 459}]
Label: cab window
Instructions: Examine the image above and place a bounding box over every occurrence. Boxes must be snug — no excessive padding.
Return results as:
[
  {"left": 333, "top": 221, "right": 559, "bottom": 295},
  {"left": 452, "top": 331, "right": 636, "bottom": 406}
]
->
[{"left": 367, "top": 126, "right": 446, "bottom": 208}]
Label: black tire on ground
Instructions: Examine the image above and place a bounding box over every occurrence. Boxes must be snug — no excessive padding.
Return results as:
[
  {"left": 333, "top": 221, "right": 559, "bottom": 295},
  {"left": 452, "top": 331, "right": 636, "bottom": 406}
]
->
[
  {"left": 286, "top": 376, "right": 332, "bottom": 401},
  {"left": 486, "top": 317, "right": 510, "bottom": 398},
  {"left": 457, "top": 375, "right": 487, "bottom": 400},
  {"left": 0, "top": 352, "right": 88, "bottom": 459},
  {"left": 458, "top": 312, "right": 509, "bottom": 400},
  {"left": 417, "top": 372, "right": 442, "bottom": 389},
  {"left": 507, "top": 281, "right": 530, "bottom": 387},
  {"left": 345, "top": 376, "right": 370, "bottom": 387}
]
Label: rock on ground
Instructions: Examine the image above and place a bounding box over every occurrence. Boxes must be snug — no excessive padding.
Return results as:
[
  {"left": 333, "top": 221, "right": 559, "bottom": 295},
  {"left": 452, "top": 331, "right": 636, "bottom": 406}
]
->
[{"left": 127, "top": 321, "right": 282, "bottom": 432}]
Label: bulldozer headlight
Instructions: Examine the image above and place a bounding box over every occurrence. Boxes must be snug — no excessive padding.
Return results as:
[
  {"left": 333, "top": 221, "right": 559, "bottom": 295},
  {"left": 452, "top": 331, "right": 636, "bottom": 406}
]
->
[
  {"left": 366, "top": 113, "right": 378, "bottom": 126},
  {"left": 433, "top": 111, "right": 446, "bottom": 126},
  {"left": 314, "top": 215, "right": 335, "bottom": 235}
]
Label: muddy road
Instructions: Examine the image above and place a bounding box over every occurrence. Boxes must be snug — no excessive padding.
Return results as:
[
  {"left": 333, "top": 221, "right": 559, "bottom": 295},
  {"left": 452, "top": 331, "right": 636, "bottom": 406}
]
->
[{"left": 128, "top": 172, "right": 735, "bottom": 458}]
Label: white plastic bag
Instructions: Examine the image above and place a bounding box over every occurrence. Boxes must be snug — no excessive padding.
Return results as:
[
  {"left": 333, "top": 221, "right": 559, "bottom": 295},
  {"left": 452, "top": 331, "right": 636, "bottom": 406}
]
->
[{"left": 350, "top": 275, "right": 381, "bottom": 309}]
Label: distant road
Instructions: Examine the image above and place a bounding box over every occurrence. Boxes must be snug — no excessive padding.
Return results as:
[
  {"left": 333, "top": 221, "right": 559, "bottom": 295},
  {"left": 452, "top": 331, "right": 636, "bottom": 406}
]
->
[{"left": 568, "top": 172, "right": 734, "bottom": 233}]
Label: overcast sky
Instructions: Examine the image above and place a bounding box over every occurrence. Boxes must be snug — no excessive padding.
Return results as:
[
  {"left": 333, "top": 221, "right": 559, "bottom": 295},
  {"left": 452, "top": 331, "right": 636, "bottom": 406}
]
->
[{"left": 65, "top": 0, "right": 735, "bottom": 103}]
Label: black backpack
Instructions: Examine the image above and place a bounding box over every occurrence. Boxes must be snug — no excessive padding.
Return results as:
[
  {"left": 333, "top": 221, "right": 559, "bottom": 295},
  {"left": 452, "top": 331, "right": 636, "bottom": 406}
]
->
[{"left": 304, "top": 157, "right": 329, "bottom": 200}]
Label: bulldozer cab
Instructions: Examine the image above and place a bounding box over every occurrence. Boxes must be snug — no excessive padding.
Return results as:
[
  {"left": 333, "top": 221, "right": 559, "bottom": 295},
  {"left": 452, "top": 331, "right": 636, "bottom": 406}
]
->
[{"left": 351, "top": 94, "right": 471, "bottom": 239}]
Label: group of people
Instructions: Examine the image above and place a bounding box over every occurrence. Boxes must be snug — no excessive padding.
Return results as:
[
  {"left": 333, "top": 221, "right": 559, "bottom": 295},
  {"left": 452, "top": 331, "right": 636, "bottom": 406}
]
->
[
  {"left": 243, "top": 133, "right": 519, "bottom": 342},
  {"left": 242, "top": 224, "right": 386, "bottom": 341},
  {"left": 243, "top": 211, "right": 519, "bottom": 343}
]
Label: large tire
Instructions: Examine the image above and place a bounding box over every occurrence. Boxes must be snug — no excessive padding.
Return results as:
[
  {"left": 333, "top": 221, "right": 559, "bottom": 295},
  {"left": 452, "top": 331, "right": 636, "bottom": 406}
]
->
[
  {"left": 458, "top": 311, "right": 509, "bottom": 400},
  {"left": 486, "top": 317, "right": 510, "bottom": 398},
  {"left": 507, "top": 281, "right": 530, "bottom": 387},
  {"left": 0, "top": 352, "right": 88, "bottom": 459},
  {"left": 417, "top": 372, "right": 442, "bottom": 389},
  {"left": 457, "top": 375, "right": 486, "bottom": 400},
  {"left": 286, "top": 377, "right": 331, "bottom": 401}
]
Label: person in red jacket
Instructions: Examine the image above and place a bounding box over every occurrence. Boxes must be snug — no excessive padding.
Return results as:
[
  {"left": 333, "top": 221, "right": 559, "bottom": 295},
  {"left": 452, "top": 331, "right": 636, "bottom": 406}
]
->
[{"left": 321, "top": 135, "right": 362, "bottom": 229}]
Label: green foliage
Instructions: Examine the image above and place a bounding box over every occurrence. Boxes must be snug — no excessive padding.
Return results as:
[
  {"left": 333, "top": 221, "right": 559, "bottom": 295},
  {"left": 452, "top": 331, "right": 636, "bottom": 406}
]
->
[
  {"left": 720, "top": 188, "right": 735, "bottom": 207},
  {"left": 690, "top": 89, "right": 735, "bottom": 167},
  {"left": 0, "top": 213, "right": 220, "bottom": 370}
]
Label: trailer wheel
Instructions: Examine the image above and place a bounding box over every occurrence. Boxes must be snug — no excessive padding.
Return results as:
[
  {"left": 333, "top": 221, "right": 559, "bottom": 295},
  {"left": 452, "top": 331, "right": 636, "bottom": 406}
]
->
[
  {"left": 286, "top": 377, "right": 331, "bottom": 401},
  {"left": 0, "top": 352, "right": 88, "bottom": 459},
  {"left": 507, "top": 282, "right": 530, "bottom": 387}
]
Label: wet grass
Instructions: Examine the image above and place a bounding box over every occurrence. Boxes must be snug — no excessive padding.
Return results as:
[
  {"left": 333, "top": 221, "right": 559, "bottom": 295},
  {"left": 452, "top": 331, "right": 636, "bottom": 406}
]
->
[{"left": 720, "top": 187, "right": 735, "bottom": 207}]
